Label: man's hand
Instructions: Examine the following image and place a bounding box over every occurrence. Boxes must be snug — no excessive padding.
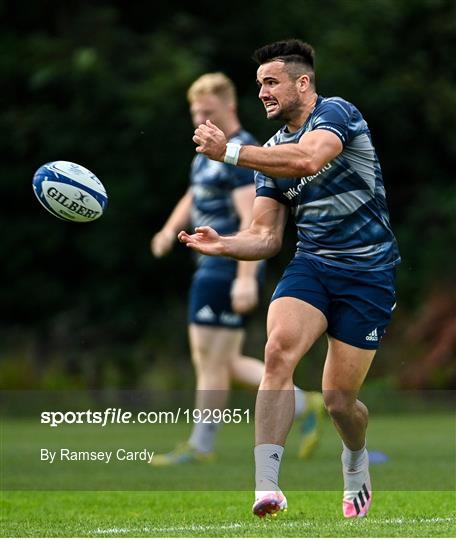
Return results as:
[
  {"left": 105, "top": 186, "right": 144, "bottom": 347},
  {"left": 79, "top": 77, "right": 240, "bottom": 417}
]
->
[
  {"left": 193, "top": 120, "right": 227, "bottom": 161},
  {"left": 178, "top": 226, "right": 225, "bottom": 256},
  {"left": 231, "top": 276, "right": 258, "bottom": 314},
  {"left": 151, "top": 229, "right": 175, "bottom": 258}
]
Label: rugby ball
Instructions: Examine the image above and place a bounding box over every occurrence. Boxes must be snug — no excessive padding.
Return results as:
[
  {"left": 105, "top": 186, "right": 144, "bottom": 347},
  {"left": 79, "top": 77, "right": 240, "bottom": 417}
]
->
[{"left": 32, "top": 160, "right": 108, "bottom": 222}]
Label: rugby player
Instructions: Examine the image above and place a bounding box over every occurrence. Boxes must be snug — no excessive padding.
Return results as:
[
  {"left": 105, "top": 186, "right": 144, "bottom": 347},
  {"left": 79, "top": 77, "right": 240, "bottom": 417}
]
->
[{"left": 179, "top": 41, "right": 400, "bottom": 518}]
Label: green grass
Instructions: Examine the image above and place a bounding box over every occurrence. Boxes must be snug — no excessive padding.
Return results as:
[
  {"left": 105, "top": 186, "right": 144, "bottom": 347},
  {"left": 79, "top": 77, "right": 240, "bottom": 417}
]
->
[
  {"left": 1, "top": 411, "right": 455, "bottom": 536},
  {"left": 1, "top": 490, "right": 455, "bottom": 537}
]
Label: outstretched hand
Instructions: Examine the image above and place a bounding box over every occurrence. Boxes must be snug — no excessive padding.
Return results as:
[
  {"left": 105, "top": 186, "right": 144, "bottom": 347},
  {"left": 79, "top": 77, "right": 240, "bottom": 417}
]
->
[
  {"left": 193, "top": 120, "right": 227, "bottom": 161},
  {"left": 178, "top": 226, "right": 225, "bottom": 256}
]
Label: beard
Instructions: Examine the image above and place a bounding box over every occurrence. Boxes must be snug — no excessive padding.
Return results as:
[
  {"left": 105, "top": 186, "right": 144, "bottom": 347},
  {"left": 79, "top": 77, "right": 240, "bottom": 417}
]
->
[{"left": 266, "top": 94, "right": 301, "bottom": 122}]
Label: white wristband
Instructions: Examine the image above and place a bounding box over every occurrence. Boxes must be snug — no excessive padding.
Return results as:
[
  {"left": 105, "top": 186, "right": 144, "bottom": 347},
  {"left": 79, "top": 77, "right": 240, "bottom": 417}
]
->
[{"left": 224, "top": 143, "right": 241, "bottom": 165}]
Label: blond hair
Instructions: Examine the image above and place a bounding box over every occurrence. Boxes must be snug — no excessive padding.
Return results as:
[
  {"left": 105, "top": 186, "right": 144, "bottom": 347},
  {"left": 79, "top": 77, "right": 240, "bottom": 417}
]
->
[{"left": 187, "top": 72, "right": 237, "bottom": 106}]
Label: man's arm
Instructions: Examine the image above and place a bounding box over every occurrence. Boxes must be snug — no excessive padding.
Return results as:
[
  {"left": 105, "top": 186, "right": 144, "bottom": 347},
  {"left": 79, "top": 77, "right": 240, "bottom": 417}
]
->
[
  {"left": 178, "top": 195, "right": 288, "bottom": 261},
  {"left": 151, "top": 189, "right": 193, "bottom": 257},
  {"left": 193, "top": 120, "right": 343, "bottom": 178},
  {"left": 230, "top": 184, "right": 261, "bottom": 314}
]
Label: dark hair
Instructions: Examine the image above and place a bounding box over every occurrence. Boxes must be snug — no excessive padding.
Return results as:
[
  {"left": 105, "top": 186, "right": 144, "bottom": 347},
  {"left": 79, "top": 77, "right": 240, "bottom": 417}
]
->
[{"left": 252, "top": 38, "right": 315, "bottom": 72}]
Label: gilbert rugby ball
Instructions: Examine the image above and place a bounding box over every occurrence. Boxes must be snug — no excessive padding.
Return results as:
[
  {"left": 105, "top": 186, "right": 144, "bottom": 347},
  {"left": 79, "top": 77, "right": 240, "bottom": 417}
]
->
[{"left": 32, "top": 160, "right": 108, "bottom": 222}]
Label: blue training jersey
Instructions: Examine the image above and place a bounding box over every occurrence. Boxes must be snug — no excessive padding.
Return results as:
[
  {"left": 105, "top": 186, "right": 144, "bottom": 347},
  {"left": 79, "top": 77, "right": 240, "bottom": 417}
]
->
[
  {"left": 255, "top": 95, "right": 401, "bottom": 271},
  {"left": 191, "top": 129, "right": 258, "bottom": 276}
]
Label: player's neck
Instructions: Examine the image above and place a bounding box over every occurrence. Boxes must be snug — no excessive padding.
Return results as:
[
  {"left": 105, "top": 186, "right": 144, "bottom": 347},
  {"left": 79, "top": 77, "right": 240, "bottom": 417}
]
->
[{"left": 287, "top": 92, "right": 318, "bottom": 133}]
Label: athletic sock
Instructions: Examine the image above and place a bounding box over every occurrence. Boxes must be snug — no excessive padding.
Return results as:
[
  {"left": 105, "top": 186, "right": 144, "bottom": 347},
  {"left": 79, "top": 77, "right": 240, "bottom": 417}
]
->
[
  {"left": 341, "top": 441, "right": 372, "bottom": 517},
  {"left": 254, "top": 443, "right": 284, "bottom": 493},
  {"left": 293, "top": 386, "right": 307, "bottom": 417},
  {"left": 188, "top": 421, "right": 219, "bottom": 453},
  {"left": 341, "top": 441, "right": 368, "bottom": 472}
]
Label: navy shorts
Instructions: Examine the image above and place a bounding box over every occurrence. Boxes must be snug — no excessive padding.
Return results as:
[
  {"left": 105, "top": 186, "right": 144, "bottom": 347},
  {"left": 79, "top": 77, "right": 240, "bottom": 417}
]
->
[
  {"left": 271, "top": 254, "right": 397, "bottom": 350},
  {"left": 189, "top": 273, "right": 245, "bottom": 329}
]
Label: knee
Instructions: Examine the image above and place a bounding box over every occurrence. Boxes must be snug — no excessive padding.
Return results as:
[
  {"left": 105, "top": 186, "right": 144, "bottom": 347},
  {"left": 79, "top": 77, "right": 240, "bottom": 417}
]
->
[
  {"left": 263, "top": 338, "right": 296, "bottom": 382},
  {"left": 191, "top": 343, "right": 218, "bottom": 373},
  {"left": 191, "top": 341, "right": 207, "bottom": 365},
  {"left": 323, "top": 391, "right": 357, "bottom": 421}
]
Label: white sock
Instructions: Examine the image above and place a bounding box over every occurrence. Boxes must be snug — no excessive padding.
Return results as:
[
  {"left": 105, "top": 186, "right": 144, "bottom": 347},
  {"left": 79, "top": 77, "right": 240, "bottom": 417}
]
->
[
  {"left": 254, "top": 444, "right": 283, "bottom": 493},
  {"left": 294, "top": 386, "right": 307, "bottom": 417},
  {"left": 188, "top": 421, "right": 219, "bottom": 453},
  {"left": 341, "top": 441, "right": 368, "bottom": 472}
]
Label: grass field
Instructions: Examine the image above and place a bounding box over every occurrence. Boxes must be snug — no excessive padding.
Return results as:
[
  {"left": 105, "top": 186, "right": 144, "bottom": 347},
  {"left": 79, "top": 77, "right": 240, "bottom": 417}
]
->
[
  {"left": 2, "top": 490, "right": 455, "bottom": 537},
  {"left": 1, "top": 410, "right": 455, "bottom": 537}
]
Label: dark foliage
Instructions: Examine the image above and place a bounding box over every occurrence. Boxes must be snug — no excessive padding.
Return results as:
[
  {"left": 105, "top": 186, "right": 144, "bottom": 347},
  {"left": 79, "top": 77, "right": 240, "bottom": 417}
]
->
[{"left": 1, "top": 0, "right": 454, "bottom": 388}]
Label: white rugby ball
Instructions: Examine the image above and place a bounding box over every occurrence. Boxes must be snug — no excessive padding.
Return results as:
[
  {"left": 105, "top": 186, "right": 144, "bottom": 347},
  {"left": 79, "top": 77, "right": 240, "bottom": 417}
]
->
[{"left": 32, "top": 160, "right": 108, "bottom": 222}]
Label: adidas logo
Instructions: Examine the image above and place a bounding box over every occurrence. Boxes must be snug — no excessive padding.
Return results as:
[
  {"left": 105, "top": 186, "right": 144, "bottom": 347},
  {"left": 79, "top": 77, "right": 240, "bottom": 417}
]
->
[
  {"left": 269, "top": 452, "right": 280, "bottom": 462},
  {"left": 195, "top": 305, "right": 216, "bottom": 322},
  {"left": 353, "top": 483, "right": 370, "bottom": 515},
  {"left": 365, "top": 328, "right": 378, "bottom": 342}
]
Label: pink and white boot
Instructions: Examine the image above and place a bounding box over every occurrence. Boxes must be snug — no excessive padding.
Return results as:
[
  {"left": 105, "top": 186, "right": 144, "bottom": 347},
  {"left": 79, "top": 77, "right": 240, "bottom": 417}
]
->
[
  {"left": 342, "top": 454, "right": 372, "bottom": 518},
  {"left": 252, "top": 490, "right": 288, "bottom": 518}
]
